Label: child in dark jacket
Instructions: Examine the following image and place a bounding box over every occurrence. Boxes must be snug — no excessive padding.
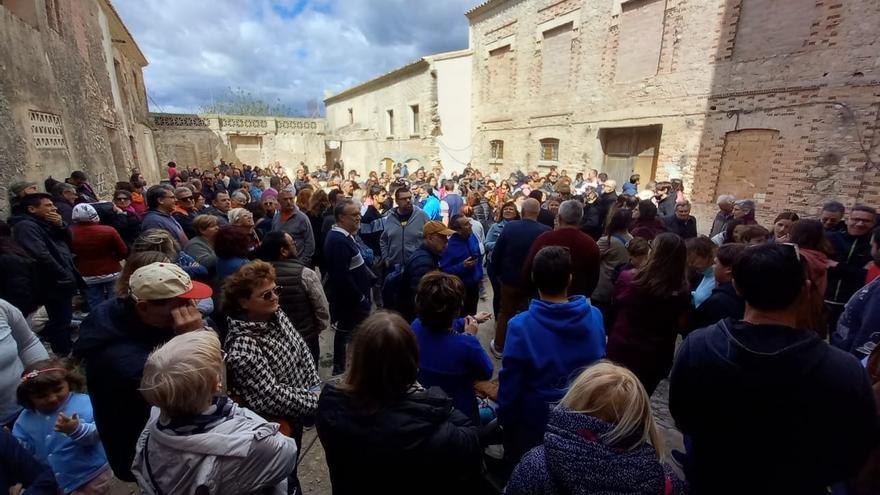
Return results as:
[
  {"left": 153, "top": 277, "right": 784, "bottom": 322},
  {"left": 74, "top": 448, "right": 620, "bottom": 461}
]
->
[{"left": 507, "top": 361, "right": 686, "bottom": 495}]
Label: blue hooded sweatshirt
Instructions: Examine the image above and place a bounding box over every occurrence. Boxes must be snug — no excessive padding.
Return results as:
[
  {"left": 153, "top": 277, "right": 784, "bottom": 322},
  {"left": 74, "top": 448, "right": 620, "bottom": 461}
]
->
[{"left": 498, "top": 296, "right": 606, "bottom": 461}]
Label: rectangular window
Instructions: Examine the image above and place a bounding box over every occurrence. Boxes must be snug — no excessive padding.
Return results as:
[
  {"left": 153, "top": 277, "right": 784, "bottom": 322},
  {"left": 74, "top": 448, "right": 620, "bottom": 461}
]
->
[
  {"left": 387, "top": 109, "right": 394, "bottom": 136},
  {"left": 490, "top": 140, "right": 504, "bottom": 160},
  {"left": 410, "top": 105, "right": 420, "bottom": 135},
  {"left": 541, "top": 22, "right": 573, "bottom": 94},
  {"left": 540, "top": 138, "right": 559, "bottom": 162},
  {"left": 488, "top": 45, "right": 513, "bottom": 101},
  {"left": 616, "top": 0, "right": 665, "bottom": 82},
  {"left": 347, "top": 108, "right": 354, "bottom": 125}
]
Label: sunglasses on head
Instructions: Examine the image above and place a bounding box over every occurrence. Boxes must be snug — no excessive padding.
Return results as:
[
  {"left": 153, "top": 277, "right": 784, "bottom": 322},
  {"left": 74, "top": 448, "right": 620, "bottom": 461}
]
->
[{"left": 259, "top": 286, "right": 282, "bottom": 301}]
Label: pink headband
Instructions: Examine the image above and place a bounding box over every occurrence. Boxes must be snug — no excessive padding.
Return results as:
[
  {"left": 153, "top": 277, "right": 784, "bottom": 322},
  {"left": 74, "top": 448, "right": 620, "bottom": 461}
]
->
[{"left": 21, "top": 368, "right": 67, "bottom": 382}]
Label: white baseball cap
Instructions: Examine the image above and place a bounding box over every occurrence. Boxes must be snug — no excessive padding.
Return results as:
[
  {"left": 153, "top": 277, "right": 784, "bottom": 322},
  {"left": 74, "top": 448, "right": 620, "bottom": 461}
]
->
[{"left": 129, "top": 262, "right": 212, "bottom": 301}]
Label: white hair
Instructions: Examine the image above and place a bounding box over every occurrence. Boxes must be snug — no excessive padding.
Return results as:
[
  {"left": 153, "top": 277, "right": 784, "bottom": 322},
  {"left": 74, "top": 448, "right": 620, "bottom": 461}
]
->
[{"left": 716, "top": 194, "right": 736, "bottom": 205}]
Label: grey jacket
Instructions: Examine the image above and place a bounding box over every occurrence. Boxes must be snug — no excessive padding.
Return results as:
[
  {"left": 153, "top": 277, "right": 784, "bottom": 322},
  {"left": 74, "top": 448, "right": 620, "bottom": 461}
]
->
[
  {"left": 131, "top": 404, "right": 297, "bottom": 495},
  {"left": 380, "top": 207, "right": 428, "bottom": 267},
  {"left": 271, "top": 208, "right": 315, "bottom": 266},
  {"left": 183, "top": 236, "right": 218, "bottom": 273}
]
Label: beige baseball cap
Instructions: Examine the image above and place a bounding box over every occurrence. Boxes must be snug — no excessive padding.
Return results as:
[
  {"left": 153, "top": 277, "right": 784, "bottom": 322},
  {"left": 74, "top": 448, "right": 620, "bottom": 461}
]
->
[
  {"left": 129, "top": 262, "right": 212, "bottom": 301},
  {"left": 423, "top": 221, "right": 455, "bottom": 237}
]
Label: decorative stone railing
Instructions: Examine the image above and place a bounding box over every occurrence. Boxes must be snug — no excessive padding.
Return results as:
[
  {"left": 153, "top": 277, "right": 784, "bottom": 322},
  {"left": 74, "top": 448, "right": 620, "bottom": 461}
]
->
[{"left": 149, "top": 113, "right": 324, "bottom": 133}]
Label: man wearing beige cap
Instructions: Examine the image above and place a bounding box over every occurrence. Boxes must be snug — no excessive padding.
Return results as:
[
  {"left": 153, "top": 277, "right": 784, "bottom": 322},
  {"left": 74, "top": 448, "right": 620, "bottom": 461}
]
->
[
  {"left": 74, "top": 262, "right": 212, "bottom": 481},
  {"left": 393, "top": 220, "right": 454, "bottom": 321}
]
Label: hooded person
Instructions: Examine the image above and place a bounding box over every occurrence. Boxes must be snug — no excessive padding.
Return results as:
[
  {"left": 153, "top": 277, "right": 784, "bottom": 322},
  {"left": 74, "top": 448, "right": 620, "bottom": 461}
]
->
[{"left": 497, "top": 246, "right": 606, "bottom": 465}]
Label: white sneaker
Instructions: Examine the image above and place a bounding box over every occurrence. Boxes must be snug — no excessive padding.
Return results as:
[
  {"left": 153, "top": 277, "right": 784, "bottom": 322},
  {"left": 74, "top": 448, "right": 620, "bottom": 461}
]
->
[{"left": 489, "top": 339, "right": 503, "bottom": 359}]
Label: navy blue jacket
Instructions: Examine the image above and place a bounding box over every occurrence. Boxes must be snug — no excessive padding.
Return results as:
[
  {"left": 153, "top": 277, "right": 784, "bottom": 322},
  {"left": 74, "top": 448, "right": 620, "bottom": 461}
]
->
[
  {"left": 826, "top": 230, "right": 873, "bottom": 305},
  {"left": 440, "top": 233, "right": 483, "bottom": 287},
  {"left": 324, "top": 229, "right": 372, "bottom": 326},
  {"left": 491, "top": 219, "right": 550, "bottom": 287},
  {"left": 10, "top": 214, "right": 78, "bottom": 295},
  {"left": 688, "top": 282, "right": 744, "bottom": 333},
  {"left": 670, "top": 318, "right": 880, "bottom": 494},
  {"left": 833, "top": 278, "right": 880, "bottom": 359},
  {"left": 0, "top": 429, "right": 57, "bottom": 494},
  {"left": 74, "top": 297, "right": 178, "bottom": 481}
]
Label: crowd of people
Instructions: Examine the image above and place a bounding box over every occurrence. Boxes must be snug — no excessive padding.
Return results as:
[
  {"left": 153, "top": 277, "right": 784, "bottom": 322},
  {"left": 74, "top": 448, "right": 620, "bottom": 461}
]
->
[{"left": 1, "top": 158, "right": 879, "bottom": 495}]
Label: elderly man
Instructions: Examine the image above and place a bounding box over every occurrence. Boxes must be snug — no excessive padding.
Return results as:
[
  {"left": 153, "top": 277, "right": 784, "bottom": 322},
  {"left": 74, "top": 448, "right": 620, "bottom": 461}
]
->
[
  {"left": 50, "top": 182, "right": 77, "bottom": 225},
  {"left": 324, "top": 199, "right": 373, "bottom": 374},
  {"left": 710, "top": 195, "right": 736, "bottom": 237},
  {"left": 522, "top": 200, "right": 600, "bottom": 297},
  {"left": 272, "top": 187, "right": 315, "bottom": 266},
  {"left": 171, "top": 186, "right": 198, "bottom": 239},
  {"left": 75, "top": 262, "right": 211, "bottom": 481}
]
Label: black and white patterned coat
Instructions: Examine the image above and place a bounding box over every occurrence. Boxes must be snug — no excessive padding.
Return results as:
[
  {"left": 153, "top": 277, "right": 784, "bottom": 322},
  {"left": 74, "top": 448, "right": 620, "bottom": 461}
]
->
[{"left": 225, "top": 310, "right": 320, "bottom": 418}]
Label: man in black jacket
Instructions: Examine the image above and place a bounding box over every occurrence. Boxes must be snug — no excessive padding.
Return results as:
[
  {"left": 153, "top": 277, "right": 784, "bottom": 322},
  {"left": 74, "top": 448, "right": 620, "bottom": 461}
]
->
[
  {"left": 324, "top": 200, "right": 374, "bottom": 374},
  {"left": 397, "top": 221, "right": 454, "bottom": 321},
  {"left": 74, "top": 262, "right": 210, "bottom": 481},
  {"left": 11, "top": 193, "right": 78, "bottom": 356},
  {"left": 826, "top": 205, "right": 876, "bottom": 331},
  {"left": 664, "top": 201, "right": 698, "bottom": 239},
  {"left": 670, "top": 243, "right": 879, "bottom": 495}
]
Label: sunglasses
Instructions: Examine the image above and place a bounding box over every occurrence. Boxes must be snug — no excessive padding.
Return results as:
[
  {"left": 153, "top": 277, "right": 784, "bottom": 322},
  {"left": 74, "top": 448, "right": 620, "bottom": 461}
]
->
[
  {"left": 258, "top": 286, "right": 282, "bottom": 301},
  {"left": 114, "top": 197, "right": 130, "bottom": 201},
  {"left": 178, "top": 196, "right": 194, "bottom": 201}
]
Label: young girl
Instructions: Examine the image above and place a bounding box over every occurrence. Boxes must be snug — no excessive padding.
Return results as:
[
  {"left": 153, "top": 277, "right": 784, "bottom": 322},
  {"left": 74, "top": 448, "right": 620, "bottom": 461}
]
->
[
  {"left": 13, "top": 359, "right": 111, "bottom": 494},
  {"left": 506, "top": 361, "right": 686, "bottom": 495}
]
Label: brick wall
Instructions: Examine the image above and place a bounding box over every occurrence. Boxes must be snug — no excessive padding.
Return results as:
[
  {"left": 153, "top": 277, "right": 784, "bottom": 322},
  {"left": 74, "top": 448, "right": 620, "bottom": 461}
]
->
[{"left": 468, "top": 0, "right": 880, "bottom": 226}]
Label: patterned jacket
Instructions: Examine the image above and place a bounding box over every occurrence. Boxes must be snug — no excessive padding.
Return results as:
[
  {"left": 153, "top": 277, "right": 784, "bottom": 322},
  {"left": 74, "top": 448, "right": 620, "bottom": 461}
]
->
[{"left": 225, "top": 310, "right": 320, "bottom": 418}]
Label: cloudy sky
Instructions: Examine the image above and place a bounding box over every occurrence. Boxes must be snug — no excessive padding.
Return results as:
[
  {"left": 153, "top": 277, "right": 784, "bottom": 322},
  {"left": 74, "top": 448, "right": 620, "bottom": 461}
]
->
[{"left": 114, "top": 0, "right": 475, "bottom": 116}]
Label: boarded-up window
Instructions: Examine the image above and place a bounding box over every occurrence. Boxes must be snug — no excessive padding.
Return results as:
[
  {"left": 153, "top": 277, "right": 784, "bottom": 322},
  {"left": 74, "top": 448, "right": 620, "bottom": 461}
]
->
[
  {"left": 616, "top": 0, "right": 665, "bottom": 82},
  {"left": 488, "top": 45, "right": 513, "bottom": 101},
  {"left": 490, "top": 140, "right": 504, "bottom": 160},
  {"left": 716, "top": 129, "right": 779, "bottom": 200},
  {"left": 540, "top": 138, "right": 559, "bottom": 162},
  {"left": 229, "top": 135, "right": 262, "bottom": 167},
  {"left": 1, "top": 0, "right": 39, "bottom": 30},
  {"left": 735, "top": 0, "right": 814, "bottom": 60},
  {"left": 541, "top": 23, "right": 573, "bottom": 94}
]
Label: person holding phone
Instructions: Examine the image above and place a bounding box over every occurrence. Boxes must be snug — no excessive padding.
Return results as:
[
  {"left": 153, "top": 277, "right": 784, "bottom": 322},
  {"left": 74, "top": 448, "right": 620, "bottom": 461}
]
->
[{"left": 440, "top": 215, "right": 484, "bottom": 316}]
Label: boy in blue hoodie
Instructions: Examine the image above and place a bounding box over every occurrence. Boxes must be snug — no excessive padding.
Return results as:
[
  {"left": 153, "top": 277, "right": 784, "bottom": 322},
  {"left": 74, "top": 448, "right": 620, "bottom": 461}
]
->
[{"left": 497, "top": 245, "right": 606, "bottom": 465}]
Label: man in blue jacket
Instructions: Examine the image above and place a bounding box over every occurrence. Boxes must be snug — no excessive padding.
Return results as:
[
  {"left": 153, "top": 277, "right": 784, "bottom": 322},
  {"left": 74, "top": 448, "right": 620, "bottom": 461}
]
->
[
  {"left": 670, "top": 243, "right": 879, "bottom": 495},
  {"left": 396, "top": 221, "right": 454, "bottom": 321},
  {"left": 497, "top": 245, "right": 606, "bottom": 465},
  {"left": 490, "top": 198, "right": 550, "bottom": 357},
  {"left": 440, "top": 214, "right": 484, "bottom": 316}
]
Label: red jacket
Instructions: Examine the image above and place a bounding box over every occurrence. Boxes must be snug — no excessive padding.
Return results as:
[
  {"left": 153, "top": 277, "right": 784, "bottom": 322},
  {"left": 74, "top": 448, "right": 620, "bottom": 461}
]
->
[
  {"left": 522, "top": 227, "right": 600, "bottom": 297},
  {"left": 70, "top": 223, "right": 128, "bottom": 277}
]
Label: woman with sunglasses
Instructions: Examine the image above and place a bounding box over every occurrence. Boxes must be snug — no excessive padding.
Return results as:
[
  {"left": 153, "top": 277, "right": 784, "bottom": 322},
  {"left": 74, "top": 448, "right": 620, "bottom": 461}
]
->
[
  {"left": 110, "top": 190, "right": 142, "bottom": 246},
  {"left": 222, "top": 260, "right": 320, "bottom": 495}
]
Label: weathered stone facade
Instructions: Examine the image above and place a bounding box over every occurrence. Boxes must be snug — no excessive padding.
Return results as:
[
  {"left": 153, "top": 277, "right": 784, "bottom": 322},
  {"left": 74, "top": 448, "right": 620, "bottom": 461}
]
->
[
  {"left": 149, "top": 113, "right": 326, "bottom": 177},
  {"left": 0, "top": 0, "right": 160, "bottom": 214},
  {"left": 466, "top": 0, "right": 880, "bottom": 223},
  {"left": 324, "top": 49, "right": 473, "bottom": 177}
]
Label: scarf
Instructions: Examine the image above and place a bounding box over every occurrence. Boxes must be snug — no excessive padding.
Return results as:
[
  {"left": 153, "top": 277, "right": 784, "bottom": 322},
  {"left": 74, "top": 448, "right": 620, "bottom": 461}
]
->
[{"left": 156, "top": 396, "right": 235, "bottom": 436}]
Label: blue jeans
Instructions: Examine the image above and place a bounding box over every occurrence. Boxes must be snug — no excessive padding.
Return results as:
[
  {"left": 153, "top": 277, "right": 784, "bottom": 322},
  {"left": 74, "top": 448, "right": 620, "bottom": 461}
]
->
[{"left": 84, "top": 280, "right": 116, "bottom": 311}]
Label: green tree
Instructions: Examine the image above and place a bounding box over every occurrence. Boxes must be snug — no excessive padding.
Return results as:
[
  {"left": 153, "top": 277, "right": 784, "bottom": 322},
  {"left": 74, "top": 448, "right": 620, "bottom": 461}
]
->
[{"left": 199, "top": 87, "right": 298, "bottom": 117}]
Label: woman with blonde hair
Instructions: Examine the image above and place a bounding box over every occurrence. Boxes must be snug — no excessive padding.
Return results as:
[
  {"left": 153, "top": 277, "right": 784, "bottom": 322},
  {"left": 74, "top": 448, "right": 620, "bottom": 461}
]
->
[{"left": 507, "top": 361, "right": 686, "bottom": 495}]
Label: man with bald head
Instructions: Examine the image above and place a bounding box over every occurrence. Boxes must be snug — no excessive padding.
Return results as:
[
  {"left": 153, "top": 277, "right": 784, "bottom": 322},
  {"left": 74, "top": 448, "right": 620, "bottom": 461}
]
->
[{"left": 488, "top": 198, "right": 550, "bottom": 357}]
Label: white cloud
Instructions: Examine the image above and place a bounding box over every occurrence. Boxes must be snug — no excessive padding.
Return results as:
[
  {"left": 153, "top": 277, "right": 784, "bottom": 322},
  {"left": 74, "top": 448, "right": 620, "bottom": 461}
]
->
[{"left": 114, "top": 0, "right": 475, "bottom": 116}]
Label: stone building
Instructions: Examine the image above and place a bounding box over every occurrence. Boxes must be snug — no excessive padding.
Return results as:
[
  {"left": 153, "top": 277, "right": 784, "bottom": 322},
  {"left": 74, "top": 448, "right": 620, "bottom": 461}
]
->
[
  {"left": 466, "top": 0, "right": 880, "bottom": 222},
  {"left": 0, "top": 0, "right": 160, "bottom": 213},
  {"left": 324, "top": 49, "right": 473, "bottom": 178},
  {"left": 149, "top": 113, "right": 326, "bottom": 177}
]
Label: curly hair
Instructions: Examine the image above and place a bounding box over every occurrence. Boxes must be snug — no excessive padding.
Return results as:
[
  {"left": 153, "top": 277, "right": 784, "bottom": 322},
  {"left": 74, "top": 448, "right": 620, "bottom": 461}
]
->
[
  {"left": 221, "top": 260, "right": 276, "bottom": 314},
  {"left": 17, "top": 359, "right": 85, "bottom": 410}
]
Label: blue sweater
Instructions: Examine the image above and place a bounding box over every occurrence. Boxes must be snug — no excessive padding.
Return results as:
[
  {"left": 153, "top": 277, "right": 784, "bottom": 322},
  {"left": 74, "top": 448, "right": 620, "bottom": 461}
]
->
[
  {"left": 411, "top": 318, "right": 493, "bottom": 420},
  {"left": 13, "top": 393, "right": 108, "bottom": 493},
  {"left": 422, "top": 195, "right": 441, "bottom": 221},
  {"left": 498, "top": 296, "right": 606, "bottom": 460},
  {"left": 440, "top": 233, "right": 484, "bottom": 287}
]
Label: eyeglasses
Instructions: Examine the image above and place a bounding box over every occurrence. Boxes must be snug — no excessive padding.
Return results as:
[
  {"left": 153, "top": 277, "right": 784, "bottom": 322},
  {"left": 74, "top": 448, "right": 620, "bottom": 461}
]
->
[
  {"left": 114, "top": 197, "right": 130, "bottom": 201},
  {"left": 178, "top": 196, "right": 194, "bottom": 202},
  {"left": 258, "top": 286, "right": 282, "bottom": 301}
]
